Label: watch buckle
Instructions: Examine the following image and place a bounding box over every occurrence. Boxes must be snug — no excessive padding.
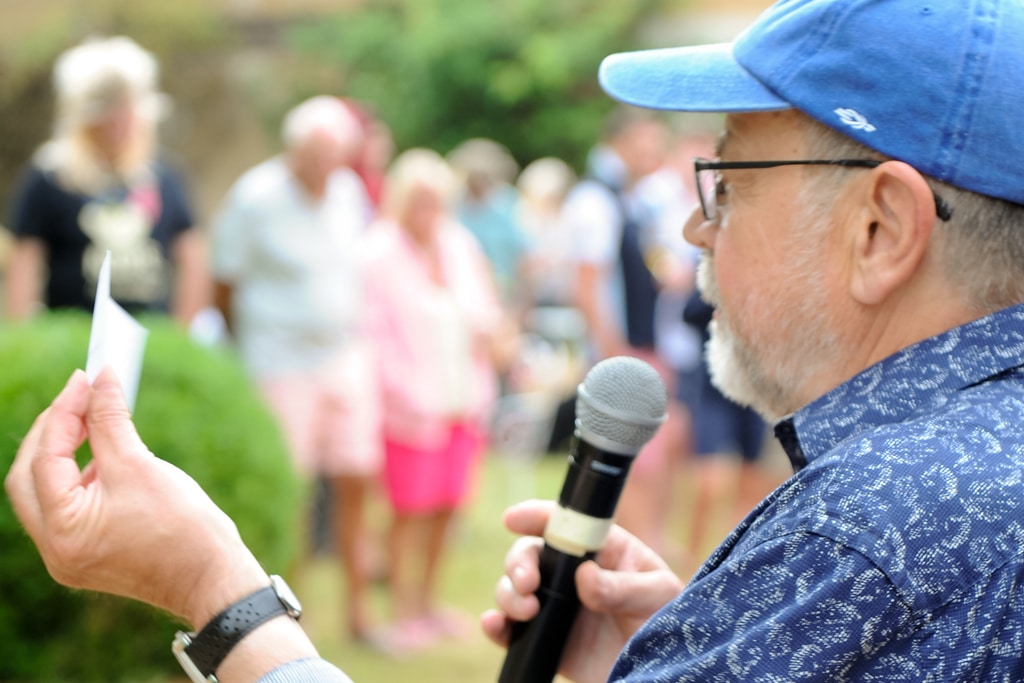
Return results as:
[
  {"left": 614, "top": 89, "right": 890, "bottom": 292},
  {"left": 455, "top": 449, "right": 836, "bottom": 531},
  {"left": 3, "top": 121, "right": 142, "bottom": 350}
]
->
[{"left": 172, "top": 631, "right": 218, "bottom": 683}]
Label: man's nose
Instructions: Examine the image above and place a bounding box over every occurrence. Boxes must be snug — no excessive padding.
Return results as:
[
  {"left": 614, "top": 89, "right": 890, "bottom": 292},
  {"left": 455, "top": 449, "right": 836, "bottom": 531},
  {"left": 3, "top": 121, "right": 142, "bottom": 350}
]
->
[{"left": 682, "top": 205, "right": 715, "bottom": 249}]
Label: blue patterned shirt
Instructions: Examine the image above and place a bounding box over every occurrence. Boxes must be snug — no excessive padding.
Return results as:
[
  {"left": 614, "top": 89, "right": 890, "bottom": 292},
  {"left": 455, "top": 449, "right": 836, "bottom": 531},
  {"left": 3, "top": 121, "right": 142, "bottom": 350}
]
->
[{"left": 611, "top": 304, "right": 1024, "bottom": 682}]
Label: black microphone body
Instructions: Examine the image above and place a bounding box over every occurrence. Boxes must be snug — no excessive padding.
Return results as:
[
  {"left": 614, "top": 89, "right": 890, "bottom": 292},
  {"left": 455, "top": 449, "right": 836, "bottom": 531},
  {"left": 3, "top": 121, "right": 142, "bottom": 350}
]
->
[
  {"left": 498, "top": 356, "right": 667, "bottom": 683},
  {"left": 499, "top": 440, "right": 635, "bottom": 683}
]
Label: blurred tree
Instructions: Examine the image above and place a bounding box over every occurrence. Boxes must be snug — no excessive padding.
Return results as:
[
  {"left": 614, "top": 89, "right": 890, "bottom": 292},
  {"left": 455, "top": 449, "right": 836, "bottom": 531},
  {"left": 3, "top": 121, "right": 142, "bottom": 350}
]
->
[{"left": 285, "top": 0, "right": 671, "bottom": 171}]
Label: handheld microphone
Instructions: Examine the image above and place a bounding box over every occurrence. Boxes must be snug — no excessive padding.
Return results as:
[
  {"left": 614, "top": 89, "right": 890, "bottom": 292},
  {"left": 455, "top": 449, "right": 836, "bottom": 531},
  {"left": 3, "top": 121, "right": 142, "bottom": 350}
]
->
[{"left": 497, "top": 356, "right": 668, "bottom": 683}]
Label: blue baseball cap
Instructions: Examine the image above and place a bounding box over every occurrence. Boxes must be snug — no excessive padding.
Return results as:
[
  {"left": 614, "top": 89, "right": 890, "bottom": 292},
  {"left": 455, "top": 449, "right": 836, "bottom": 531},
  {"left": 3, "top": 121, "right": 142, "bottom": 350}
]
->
[{"left": 599, "top": 0, "right": 1024, "bottom": 206}]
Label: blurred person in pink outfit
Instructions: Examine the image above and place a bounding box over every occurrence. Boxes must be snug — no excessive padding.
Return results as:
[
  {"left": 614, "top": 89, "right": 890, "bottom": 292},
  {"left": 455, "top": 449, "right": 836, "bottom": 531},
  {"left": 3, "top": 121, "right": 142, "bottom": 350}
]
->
[
  {"left": 210, "top": 96, "right": 382, "bottom": 645},
  {"left": 362, "top": 148, "right": 502, "bottom": 650}
]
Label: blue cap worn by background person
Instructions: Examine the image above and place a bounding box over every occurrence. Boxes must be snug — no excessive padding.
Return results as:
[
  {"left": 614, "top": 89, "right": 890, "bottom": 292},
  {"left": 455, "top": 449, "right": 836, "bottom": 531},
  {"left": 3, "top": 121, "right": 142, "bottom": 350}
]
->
[{"left": 599, "top": 0, "right": 1024, "bottom": 206}]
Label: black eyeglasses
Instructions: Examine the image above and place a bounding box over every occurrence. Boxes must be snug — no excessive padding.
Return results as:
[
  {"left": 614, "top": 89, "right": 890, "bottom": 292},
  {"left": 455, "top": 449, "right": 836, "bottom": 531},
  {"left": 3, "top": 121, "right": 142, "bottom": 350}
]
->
[{"left": 693, "top": 158, "right": 954, "bottom": 223}]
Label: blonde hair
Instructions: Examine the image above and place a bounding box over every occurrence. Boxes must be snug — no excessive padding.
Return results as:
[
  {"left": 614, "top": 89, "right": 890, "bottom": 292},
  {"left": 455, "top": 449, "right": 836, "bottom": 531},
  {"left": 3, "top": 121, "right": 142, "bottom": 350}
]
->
[
  {"left": 380, "top": 148, "right": 456, "bottom": 220},
  {"left": 517, "top": 157, "right": 576, "bottom": 206},
  {"left": 36, "top": 36, "right": 166, "bottom": 194}
]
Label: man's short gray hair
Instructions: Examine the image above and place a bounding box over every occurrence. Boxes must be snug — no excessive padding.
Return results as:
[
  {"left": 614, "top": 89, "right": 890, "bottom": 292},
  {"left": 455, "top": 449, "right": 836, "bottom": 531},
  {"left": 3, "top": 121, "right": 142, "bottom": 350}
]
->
[
  {"left": 281, "top": 96, "right": 362, "bottom": 150},
  {"left": 802, "top": 118, "right": 1024, "bottom": 313}
]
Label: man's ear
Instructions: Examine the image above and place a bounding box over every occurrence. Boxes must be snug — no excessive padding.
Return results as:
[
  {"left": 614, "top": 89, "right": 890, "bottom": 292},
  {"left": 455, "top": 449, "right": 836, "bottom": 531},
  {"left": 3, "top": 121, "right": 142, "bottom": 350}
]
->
[{"left": 848, "top": 161, "right": 938, "bottom": 306}]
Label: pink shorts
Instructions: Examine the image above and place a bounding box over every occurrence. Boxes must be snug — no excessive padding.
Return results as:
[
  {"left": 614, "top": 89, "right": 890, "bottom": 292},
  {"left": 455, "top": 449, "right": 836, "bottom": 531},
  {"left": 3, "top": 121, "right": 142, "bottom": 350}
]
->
[
  {"left": 259, "top": 344, "right": 382, "bottom": 479},
  {"left": 384, "top": 422, "right": 485, "bottom": 515}
]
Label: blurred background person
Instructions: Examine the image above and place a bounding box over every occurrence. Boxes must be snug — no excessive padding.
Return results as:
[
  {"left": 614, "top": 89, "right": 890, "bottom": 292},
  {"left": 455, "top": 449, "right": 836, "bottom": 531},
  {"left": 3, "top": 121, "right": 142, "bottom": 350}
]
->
[
  {"left": 344, "top": 99, "right": 395, "bottom": 217},
  {"left": 446, "top": 137, "right": 526, "bottom": 310},
  {"left": 562, "top": 105, "right": 685, "bottom": 556},
  {"left": 3, "top": 35, "right": 206, "bottom": 326},
  {"left": 511, "top": 156, "right": 589, "bottom": 452},
  {"left": 516, "top": 156, "right": 578, "bottom": 312},
  {"left": 209, "top": 96, "right": 383, "bottom": 646},
  {"left": 637, "top": 129, "right": 711, "bottom": 402},
  {"left": 447, "top": 137, "right": 524, "bottom": 392},
  {"left": 362, "top": 148, "right": 502, "bottom": 653}
]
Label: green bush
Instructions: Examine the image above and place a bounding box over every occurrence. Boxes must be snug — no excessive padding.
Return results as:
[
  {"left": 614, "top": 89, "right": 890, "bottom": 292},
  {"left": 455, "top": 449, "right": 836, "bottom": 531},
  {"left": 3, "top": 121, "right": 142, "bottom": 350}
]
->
[{"left": 0, "top": 312, "right": 304, "bottom": 682}]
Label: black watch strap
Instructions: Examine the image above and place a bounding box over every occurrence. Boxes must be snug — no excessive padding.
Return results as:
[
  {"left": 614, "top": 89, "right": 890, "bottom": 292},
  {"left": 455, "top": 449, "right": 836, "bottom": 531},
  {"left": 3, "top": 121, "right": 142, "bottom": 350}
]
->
[{"left": 185, "top": 585, "right": 287, "bottom": 678}]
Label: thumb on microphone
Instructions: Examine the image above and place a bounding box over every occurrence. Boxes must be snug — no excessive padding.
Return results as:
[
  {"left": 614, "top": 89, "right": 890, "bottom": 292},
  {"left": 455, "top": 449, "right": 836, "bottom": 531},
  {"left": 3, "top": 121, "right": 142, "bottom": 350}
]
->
[
  {"left": 502, "top": 498, "right": 555, "bottom": 537},
  {"left": 576, "top": 557, "right": 684, "bottom": 620}
]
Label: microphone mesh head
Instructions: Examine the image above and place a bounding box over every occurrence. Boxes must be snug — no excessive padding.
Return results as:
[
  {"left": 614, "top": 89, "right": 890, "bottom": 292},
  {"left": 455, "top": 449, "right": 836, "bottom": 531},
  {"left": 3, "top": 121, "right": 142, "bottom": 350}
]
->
[{"left": 575, "top": 356, "right": 668, "bottom": 455}]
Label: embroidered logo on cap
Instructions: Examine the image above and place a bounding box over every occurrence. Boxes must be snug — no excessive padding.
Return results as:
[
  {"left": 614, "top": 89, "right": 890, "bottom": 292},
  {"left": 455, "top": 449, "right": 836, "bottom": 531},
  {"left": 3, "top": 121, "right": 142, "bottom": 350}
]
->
[{"left": 834, "top": 108, "right": 877, "bottom": 132}]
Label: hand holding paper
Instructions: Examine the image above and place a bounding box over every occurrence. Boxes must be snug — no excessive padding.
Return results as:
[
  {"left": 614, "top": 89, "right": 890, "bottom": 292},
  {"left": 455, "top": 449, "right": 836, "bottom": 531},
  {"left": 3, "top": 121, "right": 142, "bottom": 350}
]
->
[{"left": 85, "top": 251, "right": 149, "bottom": 411}]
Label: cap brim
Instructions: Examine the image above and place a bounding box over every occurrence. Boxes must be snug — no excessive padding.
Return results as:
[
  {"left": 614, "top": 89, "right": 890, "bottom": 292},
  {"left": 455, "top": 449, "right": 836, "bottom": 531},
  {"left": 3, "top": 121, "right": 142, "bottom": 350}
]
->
[{"left": 598, "top": 43, "right": 791, "bottom": 113}]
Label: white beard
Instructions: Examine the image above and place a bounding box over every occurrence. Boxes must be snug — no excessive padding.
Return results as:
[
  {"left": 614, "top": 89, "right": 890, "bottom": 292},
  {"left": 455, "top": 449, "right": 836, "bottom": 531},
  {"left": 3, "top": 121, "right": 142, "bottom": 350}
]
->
[{"left": 695, "top": 209, "right": 843, "bottom": 422}]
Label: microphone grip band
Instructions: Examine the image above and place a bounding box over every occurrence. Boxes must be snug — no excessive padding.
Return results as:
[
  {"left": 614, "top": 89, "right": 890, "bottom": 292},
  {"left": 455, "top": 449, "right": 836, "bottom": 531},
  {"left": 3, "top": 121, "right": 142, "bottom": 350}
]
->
[{"left": 497, "top": 544, "right": 594, "bottom": 683}]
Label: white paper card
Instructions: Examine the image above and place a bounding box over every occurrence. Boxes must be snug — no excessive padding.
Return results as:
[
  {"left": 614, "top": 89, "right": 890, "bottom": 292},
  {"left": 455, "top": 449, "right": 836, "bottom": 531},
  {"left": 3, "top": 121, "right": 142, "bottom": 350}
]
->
[{"left": 85, "top": 252, "right": 149, "bottom": 412}]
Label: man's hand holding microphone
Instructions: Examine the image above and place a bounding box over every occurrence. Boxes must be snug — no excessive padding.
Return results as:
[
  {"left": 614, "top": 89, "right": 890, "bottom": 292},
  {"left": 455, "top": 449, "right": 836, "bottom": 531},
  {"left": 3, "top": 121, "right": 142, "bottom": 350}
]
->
[{"left": 482, "top": 357, "right": 686, "bottom": 683}]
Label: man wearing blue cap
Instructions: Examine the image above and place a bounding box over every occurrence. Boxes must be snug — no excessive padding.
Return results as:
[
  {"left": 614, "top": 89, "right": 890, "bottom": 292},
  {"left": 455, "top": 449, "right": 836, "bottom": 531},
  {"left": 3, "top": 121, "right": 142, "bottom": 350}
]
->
[
  {"left": 6, "top": 1, "right": 1024, "bottom": 682},
  {"left": 486, "top": 0, "right": 1024, "bottom": 681}
]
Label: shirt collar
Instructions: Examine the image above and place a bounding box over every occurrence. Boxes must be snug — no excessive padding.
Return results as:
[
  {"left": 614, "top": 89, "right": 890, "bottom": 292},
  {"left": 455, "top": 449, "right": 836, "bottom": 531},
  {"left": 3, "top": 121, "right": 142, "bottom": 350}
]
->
[{"left": 774, "top": 304, "right": 1024, "bottom": 472}]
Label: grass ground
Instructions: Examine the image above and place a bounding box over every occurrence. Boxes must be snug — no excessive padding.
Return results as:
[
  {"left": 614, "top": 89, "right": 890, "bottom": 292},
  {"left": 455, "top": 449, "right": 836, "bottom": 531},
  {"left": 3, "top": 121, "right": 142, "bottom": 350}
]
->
[
  {"left": 295, "top": 454, "right": 567, "bottom": 683},
  {"left": 285, "top": 442, "right": 789, "bottom": 683}
]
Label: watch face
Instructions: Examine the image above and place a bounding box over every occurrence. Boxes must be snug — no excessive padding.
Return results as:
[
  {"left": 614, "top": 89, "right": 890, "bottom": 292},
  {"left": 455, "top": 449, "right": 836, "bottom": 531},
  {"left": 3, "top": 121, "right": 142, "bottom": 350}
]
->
[{"left": 270, "top": 574, "right": 303, "bottom": 619}]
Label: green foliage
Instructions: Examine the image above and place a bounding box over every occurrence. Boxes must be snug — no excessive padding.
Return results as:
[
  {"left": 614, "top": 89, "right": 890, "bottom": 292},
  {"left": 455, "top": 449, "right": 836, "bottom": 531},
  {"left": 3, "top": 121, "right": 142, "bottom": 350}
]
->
[
  {"left": 285, "top": 0, "right": 668, "bottom": 170},
  {"left": 0, "top": 312, "right": 303, "bottom": 682}
]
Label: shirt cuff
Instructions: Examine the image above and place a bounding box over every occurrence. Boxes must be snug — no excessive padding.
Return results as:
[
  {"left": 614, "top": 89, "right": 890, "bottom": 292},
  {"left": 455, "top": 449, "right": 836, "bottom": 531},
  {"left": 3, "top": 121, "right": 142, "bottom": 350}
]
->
[{"left": 256, "top": 657, "right": 356, "bottom": 683}]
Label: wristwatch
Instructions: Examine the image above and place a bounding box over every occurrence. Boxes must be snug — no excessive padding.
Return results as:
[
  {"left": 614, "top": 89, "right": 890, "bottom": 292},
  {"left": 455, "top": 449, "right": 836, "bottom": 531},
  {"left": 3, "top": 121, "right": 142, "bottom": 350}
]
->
[{"left": 172, "top": 574, "right": 302, "bottom": 683}]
